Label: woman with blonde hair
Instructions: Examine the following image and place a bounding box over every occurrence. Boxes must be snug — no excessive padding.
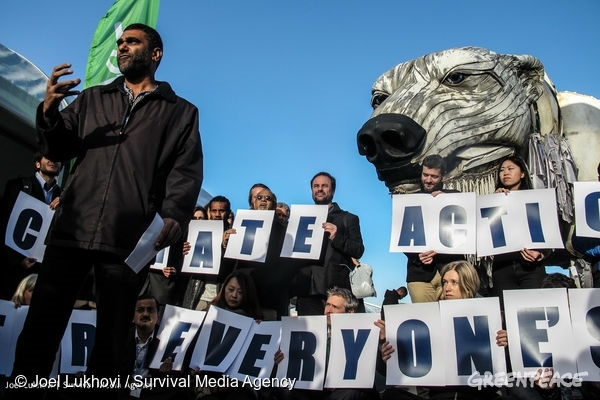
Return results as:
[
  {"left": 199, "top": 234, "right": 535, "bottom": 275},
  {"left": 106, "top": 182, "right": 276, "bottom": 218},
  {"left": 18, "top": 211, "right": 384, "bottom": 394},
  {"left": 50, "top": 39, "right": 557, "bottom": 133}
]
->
[
  {"left": 437, "top": 260, "right": 481, "bottom": 300},
  {"left": 11, "top": 274, "right": 37, "bottom": 308},
  {"left": 378, "top": 261, "right": 497, "bottom": 399}
]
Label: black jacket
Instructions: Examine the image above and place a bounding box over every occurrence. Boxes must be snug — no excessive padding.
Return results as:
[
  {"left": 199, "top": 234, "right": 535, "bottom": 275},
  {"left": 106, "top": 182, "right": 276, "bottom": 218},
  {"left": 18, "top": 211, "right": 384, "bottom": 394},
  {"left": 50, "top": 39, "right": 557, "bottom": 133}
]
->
[
  {"left": 37, "top": 76, "right": 203, "bottom": 256},
  {"left": 0, "top": 175, "right": 61, "bottom": 299},
  {"left": 313, "top": 202, "right": 365, "bottom": 293},
  {"left": 127, "top": 327, "right": 189, "bottom": 400}
]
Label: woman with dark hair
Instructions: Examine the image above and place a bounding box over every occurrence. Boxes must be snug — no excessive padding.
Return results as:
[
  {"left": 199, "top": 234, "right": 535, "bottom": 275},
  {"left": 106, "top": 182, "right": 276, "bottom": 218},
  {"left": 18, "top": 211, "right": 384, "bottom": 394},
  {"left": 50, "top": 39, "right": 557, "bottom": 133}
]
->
[
  {"left": 191, "top": 271, "right": 262, "bottom": 400},
  {"left": 495, "top": 155, "right": 533, "bottom": 192},
  {"left": 192, "top": 206, "right": 207, "bottom": 220},
  {"left": 491, "top": 155, "right": 548, "bottom": 299},
  {"left": 210, "top": 270, "right": 262, "bottom": 320}
]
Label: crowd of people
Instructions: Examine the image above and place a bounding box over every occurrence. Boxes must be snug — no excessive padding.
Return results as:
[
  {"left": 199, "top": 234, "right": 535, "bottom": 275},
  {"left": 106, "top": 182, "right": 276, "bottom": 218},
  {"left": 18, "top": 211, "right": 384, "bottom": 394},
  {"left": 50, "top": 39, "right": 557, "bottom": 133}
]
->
[
  {"left": 392, "top": 154, "right": 600, "bottom": 399},
  {"left": 0, "top": 22, "right": 599, "bottom": 400}
]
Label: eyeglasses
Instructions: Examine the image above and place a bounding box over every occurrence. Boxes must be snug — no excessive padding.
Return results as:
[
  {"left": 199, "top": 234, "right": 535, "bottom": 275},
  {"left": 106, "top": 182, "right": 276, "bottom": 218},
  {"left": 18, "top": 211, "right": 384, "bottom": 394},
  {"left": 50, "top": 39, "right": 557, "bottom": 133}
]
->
[{"left": 256, "top": 195, "right": 273, "bottom": 201}]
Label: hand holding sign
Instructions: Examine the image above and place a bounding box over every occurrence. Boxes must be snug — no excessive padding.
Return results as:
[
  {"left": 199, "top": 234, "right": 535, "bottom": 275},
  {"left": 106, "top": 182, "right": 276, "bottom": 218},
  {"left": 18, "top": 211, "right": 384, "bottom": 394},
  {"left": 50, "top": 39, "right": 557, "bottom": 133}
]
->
[{"left": 5, "top": 192, "right": 55, "bottom": 261}]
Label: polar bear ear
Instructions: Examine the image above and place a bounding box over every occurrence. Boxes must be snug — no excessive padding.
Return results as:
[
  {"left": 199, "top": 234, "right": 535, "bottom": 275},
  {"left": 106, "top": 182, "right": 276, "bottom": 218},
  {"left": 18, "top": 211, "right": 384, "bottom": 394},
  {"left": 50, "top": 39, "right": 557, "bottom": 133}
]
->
[
  {"left": 535, "top": 75, "right": 561, "bottom": 136},
  {"left": 511, "top": 54, "right": 560, "bottom": 136}
]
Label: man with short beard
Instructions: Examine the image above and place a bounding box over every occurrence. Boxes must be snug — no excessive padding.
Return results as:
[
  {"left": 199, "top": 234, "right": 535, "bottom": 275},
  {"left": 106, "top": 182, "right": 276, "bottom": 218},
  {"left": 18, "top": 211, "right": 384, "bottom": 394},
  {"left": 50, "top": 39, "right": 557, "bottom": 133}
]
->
[
  {"left": 182, "top": 195, "right": 236, "bottom": 311},
  {"left": 294, "top": 172, "right": 365, "bottom": 315},
  {"left": 0, "top": 151, "right": 62, "bottom": 300},
  {"left": 8, "top": 24, "right": 202, "bottom": 398},
  {"left": 405, "top": 154, "right": 462, "bottom": 303}
]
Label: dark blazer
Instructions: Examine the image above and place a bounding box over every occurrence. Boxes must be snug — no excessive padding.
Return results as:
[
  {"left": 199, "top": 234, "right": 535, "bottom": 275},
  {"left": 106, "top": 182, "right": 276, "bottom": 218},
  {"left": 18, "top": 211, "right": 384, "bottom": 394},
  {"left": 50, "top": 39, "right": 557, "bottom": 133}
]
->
[
  {"left": 127, "top": 326, "right": 190, "bottom": 399},
  {"left": 0, "top": 175, "right": 61, "bottom": 299},
  {"left": 299, "top": 202, "right": 364, "bottom": 296},
  {"left": 0, "top": 174, "right": 61, "bottom": 222}
]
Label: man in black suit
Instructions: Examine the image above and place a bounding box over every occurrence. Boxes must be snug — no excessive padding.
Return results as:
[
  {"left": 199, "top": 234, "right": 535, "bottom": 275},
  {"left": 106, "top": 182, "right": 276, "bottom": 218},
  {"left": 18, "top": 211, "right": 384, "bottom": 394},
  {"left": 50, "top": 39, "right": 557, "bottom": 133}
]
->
[
  {"left": 0, "top": 151, "right": 62, "bottom": 299},
  {"left": 294, "top": 172, "right": 365, "bottom": 316}
]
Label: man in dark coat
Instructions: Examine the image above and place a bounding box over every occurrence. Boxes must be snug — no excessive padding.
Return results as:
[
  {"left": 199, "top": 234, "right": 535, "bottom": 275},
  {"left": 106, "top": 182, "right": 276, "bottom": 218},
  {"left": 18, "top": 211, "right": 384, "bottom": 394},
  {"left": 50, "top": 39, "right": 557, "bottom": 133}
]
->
[
  {"left": 9, "top": 24, "right": 202, "bottom": 399},
  {"left": 295, "top": 172, "right": 365, "bottom": 316}
]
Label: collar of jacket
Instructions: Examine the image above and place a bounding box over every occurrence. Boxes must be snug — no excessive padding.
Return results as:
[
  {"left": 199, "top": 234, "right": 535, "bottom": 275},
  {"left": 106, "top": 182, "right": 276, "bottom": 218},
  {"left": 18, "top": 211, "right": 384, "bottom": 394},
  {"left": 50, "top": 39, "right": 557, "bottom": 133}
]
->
[
  {"left": 100, "top": 76, "right": 178, "bottom": 103},
  {"left": 328, "top": 202, "right": 343, "bottom": 215}
]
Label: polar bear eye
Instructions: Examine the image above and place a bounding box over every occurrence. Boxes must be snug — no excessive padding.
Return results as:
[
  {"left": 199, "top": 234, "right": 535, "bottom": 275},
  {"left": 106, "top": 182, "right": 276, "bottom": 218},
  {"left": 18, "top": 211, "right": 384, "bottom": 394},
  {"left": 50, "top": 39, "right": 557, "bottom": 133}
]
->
[
  {"left": 371, "top": 92, "right": 389, "bottom": 109},
  {"left": 444, "top": 72, "right": 466, "bottom": 85}
]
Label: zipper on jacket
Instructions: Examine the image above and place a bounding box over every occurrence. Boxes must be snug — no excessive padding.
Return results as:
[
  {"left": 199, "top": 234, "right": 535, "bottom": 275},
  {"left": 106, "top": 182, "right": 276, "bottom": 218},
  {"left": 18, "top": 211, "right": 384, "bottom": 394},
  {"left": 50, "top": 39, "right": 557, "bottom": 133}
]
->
[{"left": 120, "top": 103, "right": 132, "bottom": 135}]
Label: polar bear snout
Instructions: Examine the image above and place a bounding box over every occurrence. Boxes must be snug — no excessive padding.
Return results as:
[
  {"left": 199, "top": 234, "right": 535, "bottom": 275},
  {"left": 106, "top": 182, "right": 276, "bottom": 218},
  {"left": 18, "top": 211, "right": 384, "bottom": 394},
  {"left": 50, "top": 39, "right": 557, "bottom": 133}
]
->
[{"left": 357, "top": 113, "right": 426, "bottom": 186}]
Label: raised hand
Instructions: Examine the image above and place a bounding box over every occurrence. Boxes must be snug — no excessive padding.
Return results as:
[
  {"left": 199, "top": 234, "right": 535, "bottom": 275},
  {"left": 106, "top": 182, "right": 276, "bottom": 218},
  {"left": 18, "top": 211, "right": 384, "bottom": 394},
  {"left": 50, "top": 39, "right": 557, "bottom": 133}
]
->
[{"left": 43, "top": 63, "right": 81, "bottom": 123}]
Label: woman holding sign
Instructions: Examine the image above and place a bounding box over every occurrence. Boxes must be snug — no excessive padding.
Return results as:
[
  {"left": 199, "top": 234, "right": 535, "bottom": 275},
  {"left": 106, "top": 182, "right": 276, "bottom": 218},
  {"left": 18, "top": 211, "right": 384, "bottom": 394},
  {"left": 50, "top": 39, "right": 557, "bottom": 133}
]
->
[
  {"left": 187, "top": 271, "right": 263, "bottom": 400},
  {"left": 491, "top": 155, "right": 548, "bottom": 301},
  {"left": 437, "top": 261, "right": 481, "bottom": 300},
  {"left": 378, "top": 261, "right": 500, "bottom": 399},
  {"left": 209, "top": 270, "right": 263, "bottom": 320}
]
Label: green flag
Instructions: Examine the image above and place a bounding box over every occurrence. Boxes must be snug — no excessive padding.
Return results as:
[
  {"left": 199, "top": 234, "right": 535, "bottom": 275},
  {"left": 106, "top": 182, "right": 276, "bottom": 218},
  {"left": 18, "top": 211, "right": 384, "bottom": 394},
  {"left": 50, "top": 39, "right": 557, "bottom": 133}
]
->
[{"left": 84, "top": 0, "right": 160, "bottom": 88}]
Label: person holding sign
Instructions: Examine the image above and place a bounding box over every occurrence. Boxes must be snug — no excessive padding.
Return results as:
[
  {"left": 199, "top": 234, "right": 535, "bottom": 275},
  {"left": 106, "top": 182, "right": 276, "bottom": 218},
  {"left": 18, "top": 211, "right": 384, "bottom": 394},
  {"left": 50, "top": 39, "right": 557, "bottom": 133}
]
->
[
  {"left": 490, "top": 156, "right": 548, "bottom": 300},
  {"left": 275, "top": 287, "right": 378, "bottom": 400},
  {"left": 182, "top": 195, "right": 235, "bottom": 311},
  {"left": 126, "top": 294, "right": 189, "bottom": 399},
  {"left": 188, "top": 271, "right": 262, "bottom": 400},
  {"left": 0, "top": 152, "right": 62, "bottom": 300},
  {"left": 405, "top": 155, "right": 463, "bottom": 303},
  {"left": 206, "top": 270, "right": 263, "bottom": 322},
  {"left": 9, "top": 24, "right": 203, "bottom": 393},
  {"left": 379, "top": 261, "right": 500, "bottom": 400},
  {"left": 570, "top": 161, "right": 600, "bottom": 288},
  {"left": 493, "top": 273, "right": 594, "bottom": 400},
  {"left": 235, "top": 186, "right": 293, "bottom": 319},
  {"left": 294, "top": 172, "right": 365, "bottom": 316}
]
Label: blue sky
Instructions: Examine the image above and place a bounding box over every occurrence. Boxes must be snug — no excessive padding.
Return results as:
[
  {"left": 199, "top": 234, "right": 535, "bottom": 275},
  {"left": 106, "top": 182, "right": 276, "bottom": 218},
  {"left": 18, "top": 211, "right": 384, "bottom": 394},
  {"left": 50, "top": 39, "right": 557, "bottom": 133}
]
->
[{"left": 2, "top": 0, "right": 599, "bottom": 307}]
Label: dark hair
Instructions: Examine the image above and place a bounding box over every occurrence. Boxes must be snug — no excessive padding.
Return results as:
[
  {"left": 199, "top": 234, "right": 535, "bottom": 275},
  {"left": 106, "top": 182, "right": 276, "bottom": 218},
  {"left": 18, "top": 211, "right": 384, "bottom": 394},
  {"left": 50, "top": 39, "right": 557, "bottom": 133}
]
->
[
  {"left": 206, "top": 195, "right": 231, "bottom": 212},
  {"left": 192, "top": 205, "right": 207, "bottom": 220},
  {"left": 33, "top": 151, "right": 44, "bottom": 164},
  {"left": 422, "top": 154, "right": 447, "bottom": 175},
  {"left": 136, "top": 294, "right": 160, "bottom": 311},
  {"left": 541, "top": 273, "right": 576, "bottom": 289},
  {"left": 252, "top": 188, "right": 277, "bottom": 210},
  {"left": 495, "top": 155, "right": 533, "bottom": 190},
  {"left": 248, "top": 183, "right": 270, "bottom": 207},
  {"left": 211, "top": 271, "right": 262, "bottom": 319},
  {"left": 311, "top": 171, "right": 336, "bottom": 192},
  {"left": 33, "top": 151, "right": 61, "bottom": 165},
  {"left": 124, "top": 23, "right": 163, "bottom": 67},
  {"left": 124, "top": 23, "right": 163, "bottom": 51}
]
